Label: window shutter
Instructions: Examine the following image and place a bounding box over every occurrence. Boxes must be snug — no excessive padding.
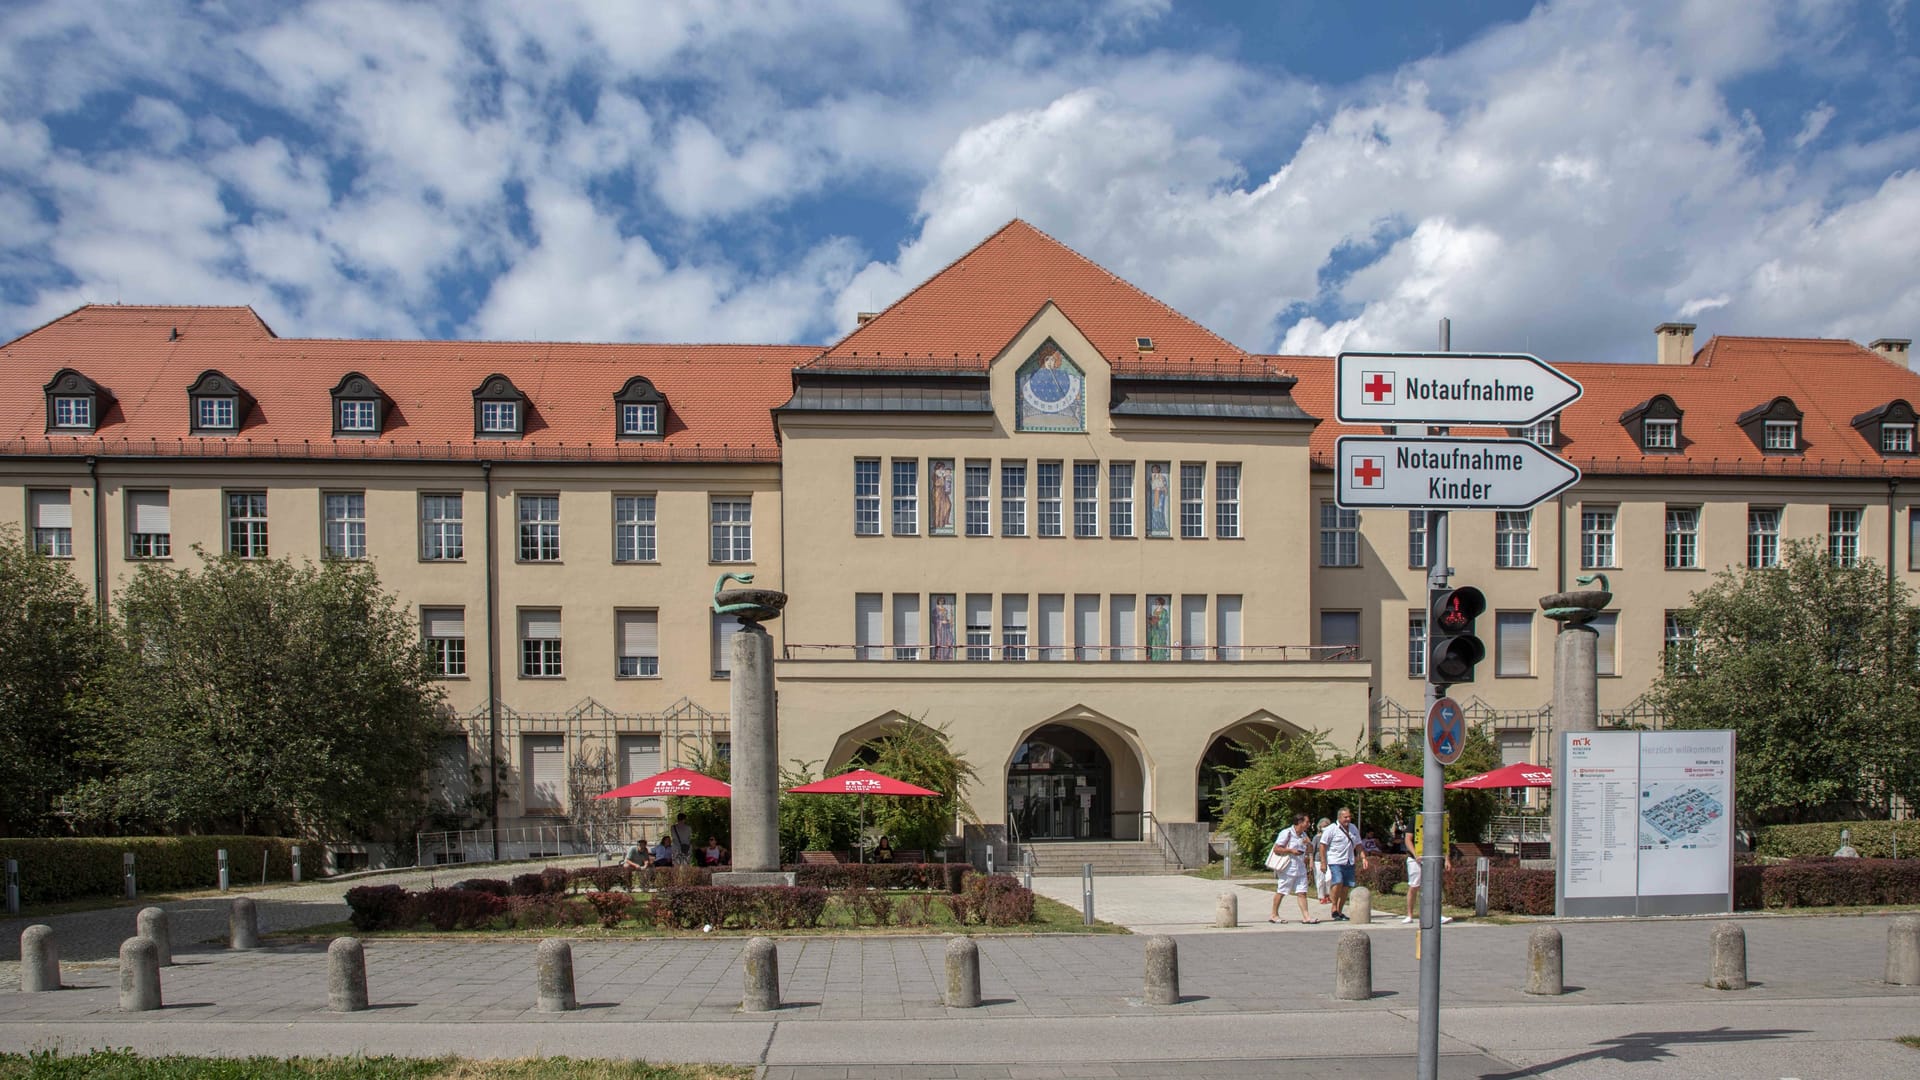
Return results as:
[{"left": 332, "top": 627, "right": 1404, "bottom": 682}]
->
[
  {"left": 965, "top": 593, "right": 992, "bottom": 629},
  {"left": 521, "top": 610, "right": 562, "bottom": 640},
  {"left": 619, "top": 734, "right": 662, "bottom": 787},
  {"left": 1497, "top": 613, "right": 1532, "bottom": 675},
  {"left": 1181, "top": 595, "right": 1207, "bottom": 658},
  {"left": 1002, "top": 594, "right": 1028, "bottom": 629},
  {"left": 30, "top": 490, "right": 71, "bottom": 529},
  {"left": 855, "top": 594, "right": 883, "bottom": 658},
  {"left": 892, "top": 594, "right": 920, "bottom": 648},
  {"left": 423, "top": 607, "right": 464, "bottom": 639},
  {"left": 1038, "top": 594, "right": 1065, "bottom": 659},
  {"left": 1217, "top": 595, "right": 1243, "bottom": 660},
  {"left": 712, "top": 614, "right": 741, "bottom": 674},
  {"left": 1110, "top": 595, "right": 1137, "bottom": 659},
  {"left": 1498, "top": 730, "right": 1532, "bottom": 768},
  {"left": 524, "top": 735, "right": 565, "bottom": 810},
  {"left": 619, "top": 611, "right": 658, "bottom": 658},
  {"left": 1074, "top": 595, "right": 1100, "bottom": 660},
  {"left": 1591, "top": 613, "right": 1617, "bottom": 677},
  {"left": 129, "top": 491, "right": 170, "bottom": 534}
]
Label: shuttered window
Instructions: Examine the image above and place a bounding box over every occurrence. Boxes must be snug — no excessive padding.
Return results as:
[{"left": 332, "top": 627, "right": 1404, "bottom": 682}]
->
[
  {"left": 1037, "top": 594, "right": 1066, "bottom": 660},
  {"left": 29, "top": 490, "right": 72, "bottom": 557},
  {"left": 1001, "top": 594, "right": 1028, "bottom": 661},
  {"left": 855, "top": 594, "right": 884, "bottom": 660},
  {"left": 892, "top": 594, "right": 921, "bottom": 661},
  {"left": 519, "top": 609, "right": 563, "bottom": 677},
  {"left": 1591, "top": 612, "right": 1618, "bottom": 677},
  {"left": 965, "top": 594, "right": 993, "bottom": 661},
  {"left": 1181, "top": 595, "right": 1207, "bottom": 660},
  {"left": 422, "top": 607, "right": 466, "bottom": 677},
  {"left": 523, "top": 734, "right": 565, "bottom": 812},
  {"left": 1216, "top": 595, "right": 1243, "bottom": 661},
  {"left": 1110, "top": 595, "right": 1138, "bottom": 661},
  {"left": 128, "top": 490, "right": 171, "bottom": 559},
  {"left": 1074, "top": 594, "right": 1101, "bottom": 661},
  {"left": 616, "top": 610, "right": 659, "bottom": 677},
  {"left": 618, "top": 734, "right": 663, "bottom": 812},
  {"left": 712, "top": 614, "right": 742, "bottom": 677},
  {"left": 1496, "top": 612, "right": 1533, "bottom": 676}
]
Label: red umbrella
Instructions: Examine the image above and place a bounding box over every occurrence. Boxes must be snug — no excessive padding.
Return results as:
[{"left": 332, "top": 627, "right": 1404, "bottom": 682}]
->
[
  {"left": 1271, "top": 762, "right": 1423, "bottom": 790},
  {"left": 594, "top": 767, "right": 732, "bottom": 800},
  {"left": 1446, "top": 762, "right": 1552, "bottom": 789},
  {"left": 787, "top": 769, "right": 941, "bottom": 862}
]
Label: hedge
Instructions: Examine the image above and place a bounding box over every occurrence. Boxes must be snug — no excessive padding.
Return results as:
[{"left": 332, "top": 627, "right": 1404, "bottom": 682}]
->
[
  {"left": 0, "top": 836, "right": 299, "bottom": 904},
  {"left": 1756, "top": 857, "right": 1920, "bottom": 907},
  {"left": 1754, "top": 821, "right": 1920, "bottom": 860},
  {"left": 1440, "top": 866, "right": 1556, "bottom": 915},
  {"left": 786, "top": 862, "right": 968, "bottom": 893}
]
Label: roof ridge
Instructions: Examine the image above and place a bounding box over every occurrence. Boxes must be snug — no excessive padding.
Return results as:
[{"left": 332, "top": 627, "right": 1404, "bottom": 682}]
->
[
  {"left": 817, "top": 218, "right": 1031, "bottom": 356},
  {"left": 1011, "top": 218, "right": 1250, "bottom": 359}
]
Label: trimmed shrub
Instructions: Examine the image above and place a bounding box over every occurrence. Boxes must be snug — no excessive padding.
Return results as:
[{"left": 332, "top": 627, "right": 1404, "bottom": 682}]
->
[
  {"left": 510, "top": 872, "right": 549, "bottom": 897},
  {"left": 1754, "top": 821, "right": 1920, "bottom": 860},
  {"left": 454, "top": 878, "right": 511, "bottom": 897},
  {"left": 540, "top": 867, "right": 572, "bottom": 895},
  {"left": 1440, "top": 866, "right": 1555, "bottom": 915},
  {"left": 634, "top": 864, "right": 713, "bottom": 890},
  {"left": 584, "top": 891, "right": 633, "bottom": 928},
  {"left": 787, "top": 862, "right": 967, "bottom": 893},
  {"left": 896, "top": 893, "right": 936, "bottom": 927},
  {"left": 570, "top": 866, "right": 631, "bottom": 893},
  {"left": 655, "top": 885, "right": 757, "bottom": 929},
  {"left": 0, "top": 836, "right": 298, "bottom": 904},
  {"left": 753, "top": 886, "right": 830, "bottom": 930},
  {"left": 413, "top": 887, "right": 507, "bottom": 931},
  {"left": 345, "top": 884, "right": 413, "bottom": 931},
  {"left": 1356, "top": 855, "right": 1407, "bottom": 896},
  {"left": 1759, "top": 857, "right": 1920, "bottom": 907},
  {"left": 503, "top": 895, "right": 584, "bottom": 930}
]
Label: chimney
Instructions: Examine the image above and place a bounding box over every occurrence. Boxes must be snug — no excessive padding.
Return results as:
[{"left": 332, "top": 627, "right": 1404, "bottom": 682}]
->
[
  {"left": 1655, "top": 322, "right": 1697, "bottom": 365},
  {"left": 856, "top": 312, "right": 879, "bottom": 326},
  {"left": 1870, "top": 337, "right": 1913, "bottom": 370}
]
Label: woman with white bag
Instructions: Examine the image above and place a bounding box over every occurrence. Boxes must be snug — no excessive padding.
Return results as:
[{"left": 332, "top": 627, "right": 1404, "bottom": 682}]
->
[{"left": 1267, "top": 812, "right": 1320, "bottom": 924}]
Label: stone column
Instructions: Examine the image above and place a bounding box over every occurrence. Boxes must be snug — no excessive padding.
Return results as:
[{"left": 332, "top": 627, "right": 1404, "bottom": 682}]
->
[
  {"left": 710, "top": 578, "right": 794, "bottom": 887},
  {"left": 1542, "top": 578, "right": 1611, "bottom": 895}
]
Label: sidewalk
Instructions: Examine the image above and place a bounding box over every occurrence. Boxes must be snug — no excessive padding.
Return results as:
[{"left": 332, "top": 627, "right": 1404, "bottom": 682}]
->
[{"left": 1029, "top": 872, "right": 1420, "bottom": 934}]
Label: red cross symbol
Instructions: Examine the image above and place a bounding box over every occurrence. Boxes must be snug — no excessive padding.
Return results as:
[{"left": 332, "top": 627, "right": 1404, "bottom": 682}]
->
[
  {"left": 1362, "top": 371, "right": 1394, "bottom": 403},
  {"left": 1352, "top": 456, "right": 1385, "bottom": 488}
]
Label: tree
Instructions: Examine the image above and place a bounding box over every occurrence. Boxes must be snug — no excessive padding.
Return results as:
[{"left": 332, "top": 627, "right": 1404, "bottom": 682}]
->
[
  {"left": 70, "top": 552, "right": 448, "bottom": 837},
  {"left": 776, "top": 759, "right": 860, "bottom": 861},
  {"left": 668, "top": 743, "right": 731, "bottom": 851},
  {"left": 0, "top": 524, "right": 105, "bottom": 835},
  {"left": 565, "top": 741, "right": 623, "bottom": 850},
  {"left": 1651, "top": 538, "right": 1920, "bottom": 824},
  {"left": 855, "top": 716, "right": 979, "bottom": 853}
]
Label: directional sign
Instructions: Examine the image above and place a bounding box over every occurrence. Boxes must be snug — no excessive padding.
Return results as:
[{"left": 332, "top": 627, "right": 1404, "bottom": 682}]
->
[
  {"left": 1427, "top": 696, "right": 1464, "bottom": 766},
  {"left": 1335, "top": 435, "right": 1581, "bottom": 510},
  {"left": 1337, "top": 351, "right": 1583, "bottom": 427}
]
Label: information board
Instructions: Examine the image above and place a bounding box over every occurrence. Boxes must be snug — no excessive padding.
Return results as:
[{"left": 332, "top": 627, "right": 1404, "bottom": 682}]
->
[{"left": 1556, "top": 729, "right": 1735, "bottom": 917}]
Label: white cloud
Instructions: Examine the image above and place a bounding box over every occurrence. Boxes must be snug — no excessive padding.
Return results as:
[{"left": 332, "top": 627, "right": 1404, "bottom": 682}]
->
[
  {"left": 1678, "top": 295, "right": 1732, "bottom": 318},
  {"left": 1795, "top": 103, "right": 1836, "bottom": 149}
]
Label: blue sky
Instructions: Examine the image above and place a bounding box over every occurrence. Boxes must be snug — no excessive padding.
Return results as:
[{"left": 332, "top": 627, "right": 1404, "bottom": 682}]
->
[{"left": 0, "top": 0, "right": 1915, "bottom": 362}]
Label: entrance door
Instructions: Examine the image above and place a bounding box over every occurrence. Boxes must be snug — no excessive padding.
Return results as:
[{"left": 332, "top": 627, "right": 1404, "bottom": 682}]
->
[{"left": 1008, "top": 725, "right": 1111, "bottom": 841}]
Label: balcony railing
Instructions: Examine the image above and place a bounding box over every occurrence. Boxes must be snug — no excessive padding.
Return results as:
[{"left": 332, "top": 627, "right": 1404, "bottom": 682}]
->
[{"left": 782, "top": 642, "right": 1361, "bottom": 662}]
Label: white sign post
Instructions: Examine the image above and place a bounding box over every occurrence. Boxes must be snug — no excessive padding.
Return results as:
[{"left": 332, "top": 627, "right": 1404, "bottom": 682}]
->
[
  {"left": 1335, "top": 435, "right": 1581, "bottom": 510},
  {"left": 1336, "top": 351, "right": 1583, "bottom": 426},
  {"left": 1557, "top": 729, "right": 1736, "bottom": 917}
]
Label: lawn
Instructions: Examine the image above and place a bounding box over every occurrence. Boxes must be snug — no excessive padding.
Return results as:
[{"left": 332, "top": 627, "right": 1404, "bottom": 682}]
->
[{"left": 0, "top": 1052, "right": 747, "bottom": 1080}]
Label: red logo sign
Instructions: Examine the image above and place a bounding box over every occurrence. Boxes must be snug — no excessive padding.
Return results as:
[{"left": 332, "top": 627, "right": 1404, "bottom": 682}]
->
[
  {"left": 1352, "top": 456, "right": 1385, "bottom": 488},
  {"left": 1362, "top": 371, "right": 1395, "bottom": 404}
]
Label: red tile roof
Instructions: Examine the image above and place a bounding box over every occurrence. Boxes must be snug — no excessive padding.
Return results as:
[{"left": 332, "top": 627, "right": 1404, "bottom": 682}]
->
[{"left": 2, "top": 306, "right": 814, "bottom": 463}]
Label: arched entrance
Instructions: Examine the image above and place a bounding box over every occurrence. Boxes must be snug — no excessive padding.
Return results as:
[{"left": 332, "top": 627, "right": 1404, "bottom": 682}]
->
[
  {"left": 1008, "top": 725, "right": 1113, "bottom": 840},
  {"left": 1196, "top": 716, "right": 1290, "bottom": 824}
]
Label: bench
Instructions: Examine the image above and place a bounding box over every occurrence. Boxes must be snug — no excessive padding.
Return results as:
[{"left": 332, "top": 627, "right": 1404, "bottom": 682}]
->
[
  {"left": 799, "top": 851, "right": 846, "bottom": 865},
  {"left": 890, "top": 849, "right": 925, "bottom": 864},
  {"left": 1518, "top": 841, "right": 1552, "bottom": 861}
]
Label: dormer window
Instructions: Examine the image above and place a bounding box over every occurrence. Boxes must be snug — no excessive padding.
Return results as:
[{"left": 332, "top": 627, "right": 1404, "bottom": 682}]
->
[
  {"left": 329, "top": 372, "right": 389, "bottom": 437},
  {"left": 1519, "top": 418, "right": 1555, "bottom": 446},
  {"left": 1644, "top": 419, "right": 1677, "bottom": 450},
  {"left": 612, "top": 376, "right": 667, "bottom": 441},
  {"left": 1735, "top": 396, "right": 1803, "bottom": 455},
  {"left": 186, "top": 370, "right": 254, "bottom": 435},
  {"left": 1620, "top": 394, "right": 1685, "bottom": 454},
  {"left": 1849, "top": 399, "right": 1917, "bottom": 457},
  {"left": 1885, "top": 425, "right": 1914, "bottom": 454},
  {"left": 1764, "top": 421, "right": 1798, "bottom": 451},
  {"left": 472, "top": 374, "right": 528, "bottom": 437},
  {"left": 43, "top": 369, "right": 110, "bottom": 434}
]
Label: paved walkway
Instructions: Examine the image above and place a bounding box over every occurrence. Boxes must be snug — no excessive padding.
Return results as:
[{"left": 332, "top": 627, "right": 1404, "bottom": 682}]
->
[{"left": 1029, "top": 873, "right": 1415, "bottom": 933}]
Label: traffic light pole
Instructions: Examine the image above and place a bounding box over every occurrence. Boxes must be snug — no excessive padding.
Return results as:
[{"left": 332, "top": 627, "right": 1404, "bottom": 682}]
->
[{"left": 1418, "top": 509, "right": 1448, "bottom": 1080}]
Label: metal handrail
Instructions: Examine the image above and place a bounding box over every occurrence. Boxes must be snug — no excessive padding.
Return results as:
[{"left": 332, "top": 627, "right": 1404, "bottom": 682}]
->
[
  {"left": 1141, "top": 811, "right": 1186, "bottom": 870},
  {"left": 784, "top": 642, "right": 1360, "bottom": 662}
]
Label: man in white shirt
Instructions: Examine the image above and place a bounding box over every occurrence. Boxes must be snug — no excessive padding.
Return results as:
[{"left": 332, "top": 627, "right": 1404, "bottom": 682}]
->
[
  {"left": 1316, "top": 806, "right": 1369, "bottom": 921},
  {"left": 1402, "top": 821, "right": 1452, "bottom": 924},
  {"left": 1268, "top": 812, "right": 1320, "bottom": 924}
]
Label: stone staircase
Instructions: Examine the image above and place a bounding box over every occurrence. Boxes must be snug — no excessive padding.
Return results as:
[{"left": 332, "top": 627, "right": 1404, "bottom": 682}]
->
[{"left": 1018, "top": 840, "right": 1186, "bottom": 877}]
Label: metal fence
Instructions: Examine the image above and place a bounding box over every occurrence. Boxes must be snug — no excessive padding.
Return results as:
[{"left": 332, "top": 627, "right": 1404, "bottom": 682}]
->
[{"left": 413, "top": 823, "right": 650, "bottom": 868}]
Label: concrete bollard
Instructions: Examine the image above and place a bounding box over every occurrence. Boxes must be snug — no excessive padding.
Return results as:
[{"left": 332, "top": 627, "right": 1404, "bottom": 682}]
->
[
  {"left": 1348, "top": 886, "right": 1372, "bottom": 924},
  {"left": 1334, "top": 929, "right": 1372, "bottom": 1000},
  {"left": 291, "top": 845, "right": 302, "bottom": 883},
  {"left": 119, "top": 936, "right": 161, "bottom": 1011},
  {"left": 944, "top": 937, "right": 981, "bottom": 1008},
  {"left": 1525, "top": 926, "right": 1563, "bottom": 996},
  {"left": 1886, "top": 915, "right": 1920, "bottom": 986},
  {"left": 742, "top": 936, "right": 780, "bottom": 1012},
  {"left": 20, "top": 925, "right": 60, "bottom": 992},
  {"left": 328, "top": 937, "right": 369, "bottom": 1012},
  {"left": 229, "top": 898, "right": 260, "bottom": 950},
  {"left": 1144, "top": 934, "right": 1180, "bottom": 1005},
  {"left": 1215, "top": 891, "right": 1238, "bottom": 928},
  {"left": 536, "top": 938, "right": 577, "bottom": 1012},
  {"left": 1707, "top": 922, "right": 1748, "bottom": 991},
  {"left": 136, "top": 906, "right": 172, "bottom": 967}
]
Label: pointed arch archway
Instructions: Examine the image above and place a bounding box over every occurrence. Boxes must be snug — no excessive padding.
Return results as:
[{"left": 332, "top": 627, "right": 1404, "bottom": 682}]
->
[
  {"left": 1004, "top": 705, "right": 1150, "bottom": 842},
  {"left": 825, "top": 710, "right": 915, "bottom": 774},
  {"left": 1195, "top": 711, "right": 1304, "bottom": 824}
]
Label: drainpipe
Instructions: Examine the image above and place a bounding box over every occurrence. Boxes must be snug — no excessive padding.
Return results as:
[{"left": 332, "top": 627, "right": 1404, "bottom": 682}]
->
[
  {"left": 1889, "top": 478, "right": 1900, "bottom": 684},
  {"left": 482, "top": 460, "right": 500, "bottom": 860},
  {"left": 86, "top": 456, "right": 105, "bottom": 618},
  {"left": 1556, "top": 492, "right": 1567, "bottom": 594}
]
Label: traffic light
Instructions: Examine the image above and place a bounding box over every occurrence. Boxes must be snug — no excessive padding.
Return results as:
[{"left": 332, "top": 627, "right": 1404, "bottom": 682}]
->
[{"left": 1428, "top": 586, "right": 1486, "bottom": 686}]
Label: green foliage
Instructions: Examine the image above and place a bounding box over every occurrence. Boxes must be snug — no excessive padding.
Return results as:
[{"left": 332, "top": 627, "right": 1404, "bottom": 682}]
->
[
  {"left": 854, "top": 716, "right": 978, "bottom": 852},
  {"left": 0, "top": 1049, "right": 749, "bottom": 1079},
  {"left": 1753, "top": 819, "right": 1920, "bottom": 859},
  {"left": 69, "top": 552, "right": 448, "bottom": 837},
  {"left": 666, "top": 744, "right": 731, "bottom": 848},
  {"left": 0, "top": 524, "right": 105, "bottom": 835},
  {"left": 1214, "top": 729, "right": 1338, "bottom": 864},
  {"left": 776, "top": 759, "right": 860, "bottom": 860},
  {"left": 1652, "top": 538, "right": 1920, "bottom": 824},
  {"left": 1368, "top": 726, "right": 1506, "bottom": 845},
  {"left": 0, "top": 835, "right": 296, "bottom": 904}
]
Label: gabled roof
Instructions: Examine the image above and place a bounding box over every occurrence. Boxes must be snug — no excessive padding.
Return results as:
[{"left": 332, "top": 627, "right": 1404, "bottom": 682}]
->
[{"left": 810, "top": 219, "right": 1248, "bottom": 369}]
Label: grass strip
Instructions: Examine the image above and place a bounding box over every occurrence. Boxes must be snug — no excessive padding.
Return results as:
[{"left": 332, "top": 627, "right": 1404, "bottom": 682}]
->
[{"left": 0, "top": 1051, "right": 749, "bottom": 1080}]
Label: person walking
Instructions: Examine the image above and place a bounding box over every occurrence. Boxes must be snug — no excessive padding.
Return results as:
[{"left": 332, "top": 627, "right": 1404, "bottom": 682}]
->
[
  {"left": 1401, "top": 820, "right": 1451, "bottom": 924},
  {"left": 1312, "top": 817, "right": 1332, "bottom": 904},
  {"left": 1316, "top": 806, "right": 1369, "bottom": 921},
  {"left": 1268, "top": 813, "right": 1320, "bottom": 924}
]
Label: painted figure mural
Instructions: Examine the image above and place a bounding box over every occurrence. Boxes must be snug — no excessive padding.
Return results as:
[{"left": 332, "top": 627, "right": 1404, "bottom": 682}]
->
[
  {"left": 931, "top": 594, "right": 957, "bottom": 660},
  {"left": 1014, "top": 339, "right": 1086, "bottom": 433},
  {"left": 1147, "top": 462, "right": 1171, "bottom": 537},
  {"left": 929, "top": 459, "right": 955, "bottom": 535},
  {"left": 1147, "top": 595, "right": 1171, "bottom": 660}
]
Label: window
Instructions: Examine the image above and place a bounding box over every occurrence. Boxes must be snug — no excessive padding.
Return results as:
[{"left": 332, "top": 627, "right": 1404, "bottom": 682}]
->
[
  {"left": 1407, "top": 611, "right": 1427, "bottom": 679},
  {"left": 522, "top": 734, "right": 565, "bottom": 812},
  {"left": 1180, "top": 463, "right": 1206, "bottom": 538},
  {"left": 1037, "top": 594, "right": 1066, "bottom": 660},
  {"left": 1644, "top": 419, "right": 1677, "bottom": 450},
  {"left": 1581, "top": 507, "right": 1617, "bottom": 569},
  {"left": 1108, "top": 462, "right": 1135, "bottom": 538},
  {"left": 127, "top": 490, "right": 170, "bottom": 559},
  {"left": 1036, "top": 462, "right": 1063, "bottom": 537},
  {"left": 1591, "top": 612, "right": 1618, "bottom": 676},
  {"left": 1830, "top": 507, "right": 1862, "bottom": 567},
  {"left": 323, "top": 492, "right": 367, "bottom": 559},
  {"left": 1911, "top": 510, "right": 1920, "bottom": 572},
  {"left": 1075, "top": 595, "right": 1101, "bottom": 661},
  {"left": 1180, "top": 595, "right": 1207, "bottom": 660},
  {"left": 1495, "top": 612, "right": 1533, "bottom": 676},
  {"left": 1001, "top": 594, "right": 1028, "bottom": 661},
  {"left": 1885, "top": 425, "right": 1915, "bottom": 454},
  {"left": 1109, "top": 594, "right": 1138, "bottom": 661},
  {"left": 1408, "top": 511, "right": 1429, "bottom": 569},
  {"left": 423, "top": 608, "right": 466, "bottom": 677},
  {"left": 964, "top": 461, "right": 991, "bottom": 536},
  {"left": 1764, "top": 420, "right": 1798, "bottom": 451},
  {"left": 1000, "top": 462, "right": 1027, "bottom": 536},
  {"left": 1495, "top": 511, "right": 1532, "bottom": 568},
  {"left": 1215, "top": 464, "right": 1241, "bottom": 538},
  {"left": 28, "top": 490, "right": 71, "bottom": 557},
  {"left": 854, "top": 594, "right": 883, "bottom": 660},
  {"left": 225, "top": 491, "right": 268, "bottom": 557},
  {"left": 710, "top": 497, "right": 753, "bottom": 562},
  {"left": 518, "top": 495, "right": 561, "bottom": 562},
  {"left": 1073, "top": 463, "right": 1099, "bottom": 537},
  {"left": 616, "top": 610, "right": 659, "bottom": 677},
  {"left": 1664, "top": 506, "right": 1699, "bottom": 569},
  {"left": 1216, "top": 595, "right": 1243, "bottom": 661},
  {"left": 52, "top": 396, "right": 92, "bottom": 429},
  {"left": 965, "top": 594, "right": 992, "bottom": 662},
  {"left": 617, "top": 736, "right": 662, "bottom": 804},
  {"left": 1319, "top": 611, "right": 1360, "bottom": 653},
  {"left": 198, "top": 397, "right": 235, "bottom": 430},
  {"left": 894, "top": 594, "right": 922, "bottom": 661},
  {"left": 1748, "top": 507, "right": 1781, "bottom": 569},
  {"left": 1520, "top": 419, "right": 1555, "bottom": 446},
  {"left": 338, "top": 399, "right": 377, "bottom": 433},
  {"left": 614, "top": 495, "right": 657, "bottom": 563},
  {"left": 712, "top": 614, "right": 741, "bottom": 677},
  {"left": 853, "top": 459, "right": 881, "bottom": 536},
  {"left": 481, "top": 400, "right": 519, "bottom": 433},
  {"left": 892, "top": 459, "right": 919, "bottom": 535},
  {"left": 621, "top": 402, "right": 660, "bottom": 437},
  {"left": 1664, "top": 610, "right": 1698, "bottom": 675},
  {"left": 519, "top": 609, "right": 563, "bottom": 677},
  {"left": 420, "top": 494, "right": 463, "bottom": 561},
  {"left": 1319, "top": 502, "right": 1359, "bottom": 566}
]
